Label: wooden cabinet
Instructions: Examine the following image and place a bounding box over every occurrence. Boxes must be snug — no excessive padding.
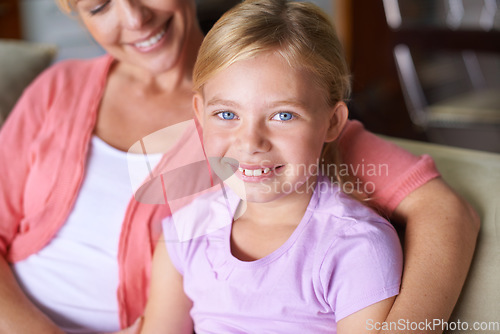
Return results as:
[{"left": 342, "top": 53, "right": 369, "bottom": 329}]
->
[
  {"left": 344, "top": 0, "right": 500, "bottom": 152},
  {"left": 0, "top": 0, "right": 22, "bottom": 38}
]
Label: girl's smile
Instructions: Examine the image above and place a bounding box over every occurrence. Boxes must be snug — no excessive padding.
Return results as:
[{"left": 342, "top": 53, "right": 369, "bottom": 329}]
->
[{"left": 236, "top": 164, "right": 285, "bottom": 182}]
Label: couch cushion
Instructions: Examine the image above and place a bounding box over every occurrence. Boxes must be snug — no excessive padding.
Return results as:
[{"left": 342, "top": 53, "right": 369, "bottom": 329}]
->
[
  {"left": 388, "top": 137, "right": 500, "bottom": 329},
  {"left": 0, "top": 39, "right": 57, "bottom": 125}
]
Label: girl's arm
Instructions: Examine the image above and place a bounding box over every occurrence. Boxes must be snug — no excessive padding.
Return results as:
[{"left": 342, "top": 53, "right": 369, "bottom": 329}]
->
[
  {"left": 337, "top": 297, "right": 395, "bottom": 334},
  {"left": 140, "top": 236, "right": 193, "bottom": 334}
]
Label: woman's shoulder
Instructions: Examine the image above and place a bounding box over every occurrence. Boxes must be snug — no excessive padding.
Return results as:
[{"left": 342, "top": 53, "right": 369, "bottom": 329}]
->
[
  {"left": 49, "top": 54, "right": 111, "bottom": 70},
  {"left": 13, "top": 54, "right": 112, "bottom": 116},
  {"left": 38, "top": 54, "right": 112, "bottom": 84},
  {"left": 13, "top": 54, "right": 113, "bottom": 113}
]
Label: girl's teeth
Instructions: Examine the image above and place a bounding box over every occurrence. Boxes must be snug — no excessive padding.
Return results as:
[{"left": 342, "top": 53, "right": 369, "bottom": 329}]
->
[
  {"left": 238, "top": 167, "right": 273, "bottom": 177},
  {"left": 134, "top": 28, "right": 166, "bottom": 48}
]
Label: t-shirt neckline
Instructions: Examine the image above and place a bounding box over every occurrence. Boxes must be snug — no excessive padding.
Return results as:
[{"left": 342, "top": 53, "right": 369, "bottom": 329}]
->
[{"left": 222, "top": 177, "right": 323, "bottom": 269}]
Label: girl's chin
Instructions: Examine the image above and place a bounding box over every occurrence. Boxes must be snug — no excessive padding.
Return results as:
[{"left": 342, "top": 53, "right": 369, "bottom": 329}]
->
[{"left": 240, "top": 192, "right": 282, "bottom": 204}]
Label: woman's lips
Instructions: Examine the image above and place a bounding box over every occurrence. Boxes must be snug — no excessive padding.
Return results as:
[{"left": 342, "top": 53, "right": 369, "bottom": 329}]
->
[{"left": 131, "top": 18, "right": 172, "bottom": 51}]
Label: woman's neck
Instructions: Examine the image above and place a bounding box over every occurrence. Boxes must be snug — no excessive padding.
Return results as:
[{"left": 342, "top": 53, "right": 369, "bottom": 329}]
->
[{"left": 93, "top": 26, "right": 204, "bottom": 151}]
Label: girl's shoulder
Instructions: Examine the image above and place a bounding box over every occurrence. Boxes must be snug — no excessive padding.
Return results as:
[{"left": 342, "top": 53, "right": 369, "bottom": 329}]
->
[
  {"left": 313, "top": 177, "right": 389, "bottom": 228},
  {"left": 310, "top": 179, "right": 403, "bottom": 321},
  {"left": 162, "top": 185, "right": 235, "bottom": 243},
  {"left": 307, "top": 177, "right": 399, "bottom": 255}
]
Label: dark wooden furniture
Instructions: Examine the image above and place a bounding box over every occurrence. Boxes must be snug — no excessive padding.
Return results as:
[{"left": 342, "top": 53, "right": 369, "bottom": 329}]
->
[
  {"left": 0, "top": 0, "right": 22, "bottom": 39},
  {"left": 345, "top": 0, "right": 500, "bottom": 152}
]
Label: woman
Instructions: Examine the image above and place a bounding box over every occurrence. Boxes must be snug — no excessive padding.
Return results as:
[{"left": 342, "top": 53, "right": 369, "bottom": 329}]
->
[{"left": 0, "top": 0, "right": 479, "bottom": 333}]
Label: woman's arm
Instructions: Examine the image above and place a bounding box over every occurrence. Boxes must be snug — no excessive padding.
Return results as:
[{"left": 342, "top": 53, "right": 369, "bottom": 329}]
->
[
  {"left": 0, "top": 67, "right": 67, "bottom": 332},
  {"left": 337, "top": 297, "right": 395, "bottom": 334},
  {"left": 140, "top": 237, "right": 193, "bottom": 334},
  {"left": 338, "top": 121, "right": 479, "bottom": 333},
  {"left": 381, "top": 179, "right": 479, "bottom": 334},
  {"left": 0, "top": 256, "right": 64, "bottom": 333}
]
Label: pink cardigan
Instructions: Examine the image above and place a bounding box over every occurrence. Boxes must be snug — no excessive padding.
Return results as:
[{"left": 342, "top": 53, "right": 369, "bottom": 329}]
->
[{"left": 0, "top": 55, "right": 439, "bottom": 328}]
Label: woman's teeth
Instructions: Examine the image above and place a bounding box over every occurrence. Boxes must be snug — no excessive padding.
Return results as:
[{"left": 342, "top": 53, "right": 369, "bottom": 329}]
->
[
  {"left": 238, "top": 167, "right": 272, "bottom": 177},
  {"left": 134, "top": 27, "right": 166, "bottom": 48}
]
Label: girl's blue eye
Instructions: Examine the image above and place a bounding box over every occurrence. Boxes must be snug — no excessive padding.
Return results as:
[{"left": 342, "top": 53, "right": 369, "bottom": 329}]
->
[
  {"left": 274, "top": 112, "right": 294, "bottom": 121},
  {"left": 217, "top": 111, "right": 236, "bottom": 120}
]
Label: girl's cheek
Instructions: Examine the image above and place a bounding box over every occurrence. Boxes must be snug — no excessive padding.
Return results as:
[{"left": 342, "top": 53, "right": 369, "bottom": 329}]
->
[{"left": 203, "top": 136, "right": 222, "bottom": 156}]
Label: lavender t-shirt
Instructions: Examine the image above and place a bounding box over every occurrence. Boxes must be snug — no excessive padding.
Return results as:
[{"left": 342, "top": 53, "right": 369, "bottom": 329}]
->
[{"left": 163, "top": 177, "right": 403, "bottom": 333}]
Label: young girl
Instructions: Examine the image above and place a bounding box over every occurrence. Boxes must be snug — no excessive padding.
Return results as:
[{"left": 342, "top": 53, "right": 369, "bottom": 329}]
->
[{"left": 141, "top": 0, "right": 402, "bottom": 333}]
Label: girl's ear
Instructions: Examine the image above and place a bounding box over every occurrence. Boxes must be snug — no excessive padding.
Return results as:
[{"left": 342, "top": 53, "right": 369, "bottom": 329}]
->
[
  {"left": 192, "top": 93, "right": 205, "bottom": 126},
  {"left": 325, "top": 101, "right": 348, "bottom": 142}
]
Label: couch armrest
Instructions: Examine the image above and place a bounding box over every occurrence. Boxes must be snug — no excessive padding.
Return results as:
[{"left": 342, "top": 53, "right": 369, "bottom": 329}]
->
[
  {"left": 0, "top": 39, "right": 56, "bottom": 126},
  {"left": 387, "top": 137, "right": 500, "bottom": 327}
]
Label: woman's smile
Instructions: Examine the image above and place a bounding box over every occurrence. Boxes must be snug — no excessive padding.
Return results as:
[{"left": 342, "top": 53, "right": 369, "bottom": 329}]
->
[
  {"left": 76, "top": 0, "right": 201, "bottom": 74},
  {"left": 130, "top": 18, "right": 172, "bottom": 51}
]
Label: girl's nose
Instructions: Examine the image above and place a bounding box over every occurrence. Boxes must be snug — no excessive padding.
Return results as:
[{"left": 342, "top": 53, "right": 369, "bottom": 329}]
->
[
  {"left": 119, "top": 0, "right": 152, "bottom": 30},
  {"left": 236, "top": 123, "right": 271, "bottom": 155}
]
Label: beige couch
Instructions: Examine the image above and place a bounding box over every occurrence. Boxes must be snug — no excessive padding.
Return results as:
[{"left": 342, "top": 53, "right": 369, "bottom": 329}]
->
[
  {"left": 390, "top": 137, "right": 500, "bottom": 332},
  {"left": 0, "top": 39, "right": 56, "bottom": 125}
]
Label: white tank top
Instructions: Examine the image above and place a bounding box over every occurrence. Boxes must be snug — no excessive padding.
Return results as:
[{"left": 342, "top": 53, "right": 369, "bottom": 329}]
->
[{"left": 12, "top": 136, "right": 162, "bottom": 333}]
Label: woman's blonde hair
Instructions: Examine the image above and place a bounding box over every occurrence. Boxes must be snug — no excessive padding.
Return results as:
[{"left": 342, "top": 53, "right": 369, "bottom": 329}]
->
[
  {"left": 55, "top": 0, "right": 72, "bottom": 13},
  {"left": 193, "top": 0, "right": 350, "bottom": 107}
]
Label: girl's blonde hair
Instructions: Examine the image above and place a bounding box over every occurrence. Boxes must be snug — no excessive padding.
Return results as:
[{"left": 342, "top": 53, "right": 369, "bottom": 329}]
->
[
  {"left": 194, "top": 0, "right": 367, "bottom": 200},
  {"left": 193, "top": 0, "right": 350, "bottom": 107}
]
